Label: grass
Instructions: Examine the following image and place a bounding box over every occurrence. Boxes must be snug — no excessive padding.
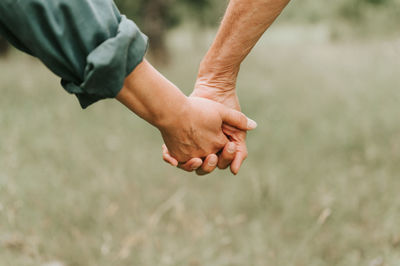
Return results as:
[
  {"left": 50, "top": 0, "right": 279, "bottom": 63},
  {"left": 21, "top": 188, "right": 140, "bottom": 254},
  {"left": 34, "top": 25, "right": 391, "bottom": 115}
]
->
[{"left": 1, "top": 27, "right": 400, "bottom": 266}]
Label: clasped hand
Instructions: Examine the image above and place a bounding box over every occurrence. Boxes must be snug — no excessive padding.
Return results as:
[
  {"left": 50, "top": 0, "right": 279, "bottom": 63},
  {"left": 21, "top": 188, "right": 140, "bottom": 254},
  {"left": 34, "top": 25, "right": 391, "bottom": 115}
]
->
[
  {"left": 160, "top": 96, "right": 256, "bottom": 175},
  {"left": 117, "top": 60, "right": 255, "bottom": 175},
  {"left": 161, "top": 85, "right": 255, "bottom": 175}
]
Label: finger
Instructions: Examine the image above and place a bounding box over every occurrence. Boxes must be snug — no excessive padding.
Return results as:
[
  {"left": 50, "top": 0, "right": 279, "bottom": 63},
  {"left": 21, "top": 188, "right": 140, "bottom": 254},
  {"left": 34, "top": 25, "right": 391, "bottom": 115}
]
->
[
  {"left": 222, "top": 123, "right": 240, "bottom": 136},
  {"left": 217, "top": 142, "right": 236, "bottom": 169},
  {"left": 219, "top": 107, "right": 257, "bottom": 131},
  {"left": 178, "top": 158, "right": 203, "bottom": 172},
  {"left": 221, "top": 124, "right": 248, "bottom": 175},
  {"left": 230, "top": 151, "right": 248, "bottom": 175},
  {"left": 196, "top": 154, "right": 218, "bottom": 176},
  {"left": 162, "top": 144, "right": 178, "bottom": 166}
]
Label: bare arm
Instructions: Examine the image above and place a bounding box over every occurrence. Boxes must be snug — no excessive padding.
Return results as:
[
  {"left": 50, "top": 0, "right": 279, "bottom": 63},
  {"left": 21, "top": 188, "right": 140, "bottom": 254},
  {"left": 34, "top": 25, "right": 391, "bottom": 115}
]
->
[
  {"left": 163, "top": 0, "right": 290, "bottom": 174},
  {"left": 197, "top": 0, "right": 291, "bottom": 90}
]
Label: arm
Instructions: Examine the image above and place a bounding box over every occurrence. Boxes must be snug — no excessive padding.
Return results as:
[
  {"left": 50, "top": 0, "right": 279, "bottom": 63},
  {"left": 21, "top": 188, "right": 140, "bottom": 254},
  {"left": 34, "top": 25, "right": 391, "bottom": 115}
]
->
[
  {"left": 197, "top": 0, "right": 291, "bottom": 171},
  {"left": 0, "top": 0, "right": 148, "bottom": 108},
  {"left": 197, "top": 0, "right": 291, "bottom": 90},
  {"left": 163, "top": 0, "right": 290, "bottom": 174}
]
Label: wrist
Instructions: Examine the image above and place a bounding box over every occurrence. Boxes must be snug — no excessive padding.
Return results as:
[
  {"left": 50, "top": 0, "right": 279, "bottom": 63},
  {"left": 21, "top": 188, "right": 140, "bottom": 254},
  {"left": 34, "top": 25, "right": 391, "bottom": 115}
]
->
[
  {"left": 197, "top": 59, "right": 240, "bottom": 93},
  {"left": 153, "top": 94, "right": 190, "bottom": 131},
  {"left": 117, "top": 59, "right": 190, "bottom": 130}
]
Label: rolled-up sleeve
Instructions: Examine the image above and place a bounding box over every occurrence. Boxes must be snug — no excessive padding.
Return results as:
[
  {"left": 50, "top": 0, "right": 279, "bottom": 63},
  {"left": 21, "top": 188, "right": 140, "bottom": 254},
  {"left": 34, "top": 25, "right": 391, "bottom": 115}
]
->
[{"left": 0, "top": 0, "right": 148, "bottom": 108}]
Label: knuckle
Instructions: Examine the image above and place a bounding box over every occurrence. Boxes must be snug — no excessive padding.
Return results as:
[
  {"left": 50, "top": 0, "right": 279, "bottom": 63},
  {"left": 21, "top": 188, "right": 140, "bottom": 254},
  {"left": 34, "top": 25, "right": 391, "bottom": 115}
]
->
[
  {"left": 179, "top": 164, "right": 193, "bottom": 172},
  {"left": 201, "top": 165, "right": 215, "bottom": 175},
  {"left": 225, "top": 150, "right": 235, "bottom": 159},
  {"left": 218, "top": 163, "right": 229, "bottom": 170}
]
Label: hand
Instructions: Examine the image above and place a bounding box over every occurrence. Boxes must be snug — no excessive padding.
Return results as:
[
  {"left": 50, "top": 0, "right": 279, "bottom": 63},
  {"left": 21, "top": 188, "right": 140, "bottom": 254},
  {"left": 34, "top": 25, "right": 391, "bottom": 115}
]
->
[
  {"left": 162, "top": 79, "right": 251, "bottom": 175},
  {"left": 159, "top": 96, "right": 256, "bottom": 163}
]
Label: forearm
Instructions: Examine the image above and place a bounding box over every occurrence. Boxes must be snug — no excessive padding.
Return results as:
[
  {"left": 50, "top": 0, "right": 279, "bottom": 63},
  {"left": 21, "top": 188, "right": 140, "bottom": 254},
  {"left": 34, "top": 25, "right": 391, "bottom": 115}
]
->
[
  {"left": 198, "top": 0, "right": 290, "bottom": 90},
  {"left": 116, "top": 59, "right": 187, "bottom": 129}
]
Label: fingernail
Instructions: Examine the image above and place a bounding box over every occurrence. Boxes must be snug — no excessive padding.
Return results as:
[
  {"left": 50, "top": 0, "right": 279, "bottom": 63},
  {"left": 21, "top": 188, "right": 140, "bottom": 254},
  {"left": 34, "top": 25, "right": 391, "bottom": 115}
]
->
[
  {"left": 191, "top": 164, "right": 198, "bottom": 170},
  {"left": 227, "top": 143, "right": 236, "bottom": 154},
  {"left": 247, "top": 118, "right": 258, "bottom": 130},
  {"left": 208, "top": 156, "right": 218, "bottom": 167}
]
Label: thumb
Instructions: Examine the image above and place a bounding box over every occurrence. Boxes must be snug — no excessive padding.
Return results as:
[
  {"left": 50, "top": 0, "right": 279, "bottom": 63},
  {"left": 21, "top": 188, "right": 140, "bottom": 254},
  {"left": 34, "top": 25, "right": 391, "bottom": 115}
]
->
[{"left": 219, "top": 106, "right": 257, "bottom": 131}]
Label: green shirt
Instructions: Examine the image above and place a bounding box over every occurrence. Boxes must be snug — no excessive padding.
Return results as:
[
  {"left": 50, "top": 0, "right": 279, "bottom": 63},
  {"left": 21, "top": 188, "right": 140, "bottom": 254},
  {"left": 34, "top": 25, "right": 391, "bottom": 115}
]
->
[{"left": 0, "top": 0, "right": 148, "bottom": 108}]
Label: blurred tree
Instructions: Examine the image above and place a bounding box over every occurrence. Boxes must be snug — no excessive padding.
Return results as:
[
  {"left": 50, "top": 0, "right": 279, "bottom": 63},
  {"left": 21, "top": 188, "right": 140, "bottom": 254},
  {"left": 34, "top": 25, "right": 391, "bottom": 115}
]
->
[
  {"left": 0, "top": 37, "right": 9, "bottom": 57},
  {"left": 114, "top": 0, "right": 220, "bottom": 63}
]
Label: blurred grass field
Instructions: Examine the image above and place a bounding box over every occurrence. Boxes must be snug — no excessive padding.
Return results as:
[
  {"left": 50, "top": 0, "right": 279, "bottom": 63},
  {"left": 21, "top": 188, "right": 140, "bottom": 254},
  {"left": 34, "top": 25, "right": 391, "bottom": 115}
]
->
[{"left": 1, "top": 26, "right": 400, "bottom": 266}]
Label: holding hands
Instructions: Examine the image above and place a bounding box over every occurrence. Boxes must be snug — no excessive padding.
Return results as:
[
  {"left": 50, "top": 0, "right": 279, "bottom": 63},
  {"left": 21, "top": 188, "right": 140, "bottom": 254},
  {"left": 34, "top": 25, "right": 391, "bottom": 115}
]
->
[
  {"left": 116, "top": 59, "right": 256, "bottom": 175},
  {"left": 160, "top": 96, "right": 255, "bottom": 164},
  {"left": 162, "top": 71, "right": 251, "bottom": 175},
  {"left": 162, "top": 0, "right": 291, "bottom": 174},
  {"left": 162, "top": 30, "right": 251, "bottom": 175},
  {"left": 119, "top": 0, "right": 291, "bottom": 175}
]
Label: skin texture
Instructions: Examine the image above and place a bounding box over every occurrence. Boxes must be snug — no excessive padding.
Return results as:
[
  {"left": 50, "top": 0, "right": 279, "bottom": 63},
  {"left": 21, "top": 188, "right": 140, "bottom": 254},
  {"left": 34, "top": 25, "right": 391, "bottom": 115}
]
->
[
  {"left": 163, "top": 0, "right": 291, "bottom": 174},
  {"left": 116, "top": 59, "right": 257, "bottom": 162}
]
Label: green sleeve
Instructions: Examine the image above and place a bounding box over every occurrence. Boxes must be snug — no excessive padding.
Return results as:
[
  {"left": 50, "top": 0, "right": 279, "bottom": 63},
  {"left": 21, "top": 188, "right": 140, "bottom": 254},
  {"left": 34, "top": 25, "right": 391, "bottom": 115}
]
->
[{"left": 0, "top": 0, "right": 148, "bottom": 108}]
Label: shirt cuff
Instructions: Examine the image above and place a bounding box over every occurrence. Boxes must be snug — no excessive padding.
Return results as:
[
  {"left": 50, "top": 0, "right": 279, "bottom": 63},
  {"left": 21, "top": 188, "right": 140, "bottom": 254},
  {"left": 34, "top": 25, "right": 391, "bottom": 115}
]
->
[{"left": 61, "top": 16, "right": 148, "bottom": 109}]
